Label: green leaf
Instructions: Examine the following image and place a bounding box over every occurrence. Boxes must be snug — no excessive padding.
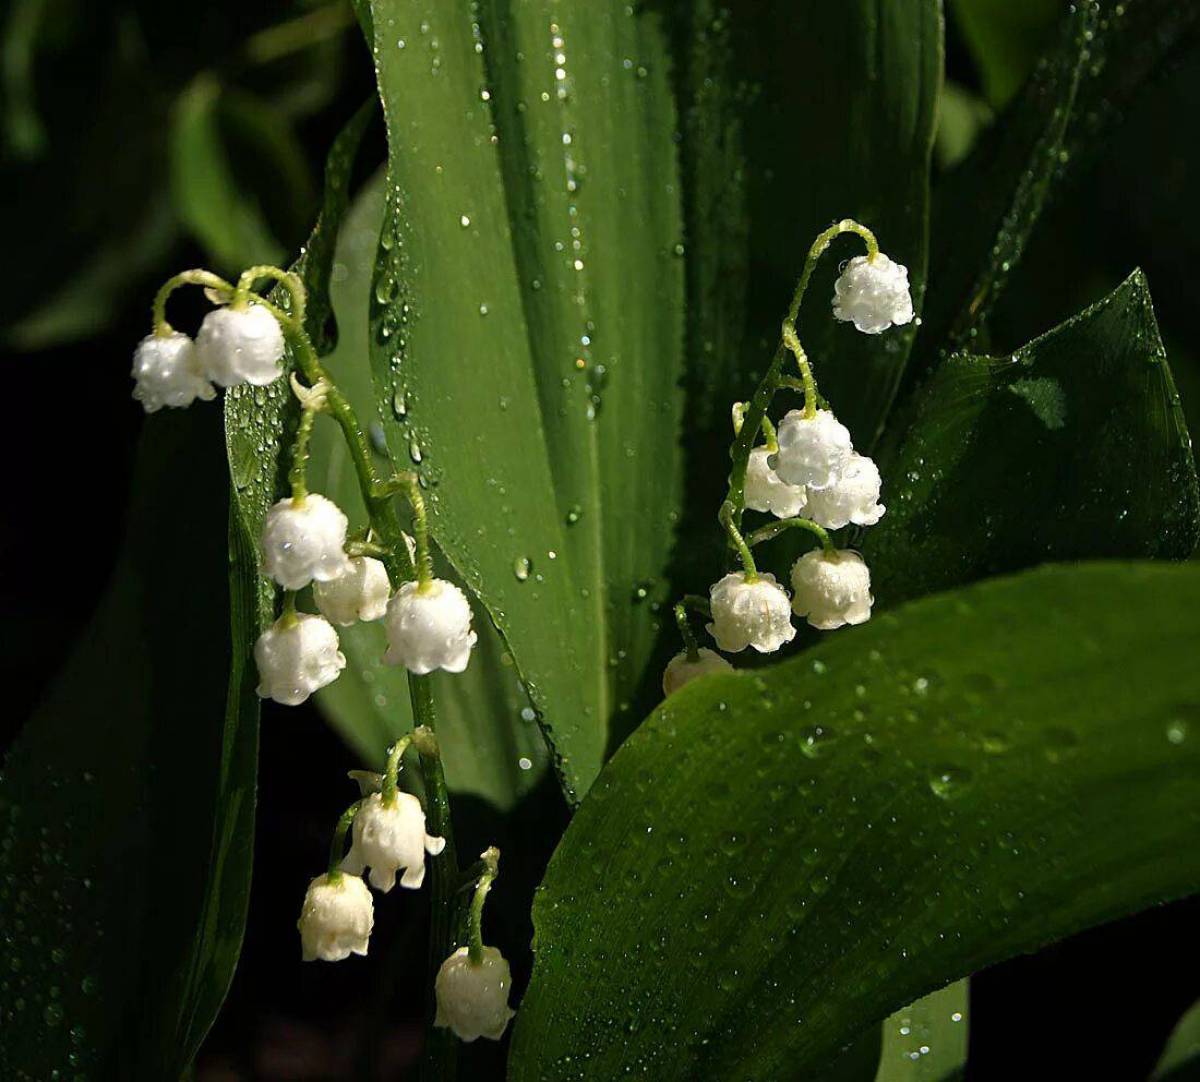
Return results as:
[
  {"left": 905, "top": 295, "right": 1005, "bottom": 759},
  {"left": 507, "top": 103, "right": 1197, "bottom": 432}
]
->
[
  {"left": 876, "top": 981, "right": 968, "bottom": 1081},
  {"left": 509, "top": 561, "right": 1200, "bottom": 1080},
  {"left": 307, "top": 176, "right": 550, "bottom": 808},
  {"left": 362, "top": 1, "right": 685, "bottom": 799},
  {"left": 950, "top": 0, "right": 1060, "bottom": 108},
  {"left": 1154, "top": 998, "right": 1200, "bottom": 1081},
  {"left": 0, "top": 410, "right": 255, "bottom": 1079},
  {"left": 677, "top": 0, "right": 943, "bottom": 449},
  {"left": 866, "top": 271, "right": 1200, "bottom": 606},
  {"left": 916, "top": 0, "right": 1200, "bottom": 368}
]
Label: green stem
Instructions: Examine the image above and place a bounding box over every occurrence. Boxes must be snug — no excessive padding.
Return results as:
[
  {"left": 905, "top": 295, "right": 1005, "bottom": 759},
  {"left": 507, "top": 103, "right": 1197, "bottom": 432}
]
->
[
  {"left": 288, "top": 404, "right": 319, "bottom": 501},
  {"left": 466, "top": 847, "right": 500, "bottom": 964},
  {"left": 719, "top": 501, "right": 758, "bottom": 580},
  {"left": 380, "top": 734, "right": 414, "bottom": 806},
  {"left": 280, "top": 590, "right": 299, "bottom": 628},
  {"left": 746, "top": 516, "right": 835, "bottom": 554},
  {"left": 151, "top": 269, "right": 235, "bottom": 332},
  {"left": 326, "top": 799, "right": 363, "bottom": 880},
  {"left": 673, "top": 603, "right": 701, "bottom": 663},
  {"left": 237, "top": 264, "right": 308, "bottom": 323},
  {"left": 679, "top": 593, "right": 713, "bottom": 619},
  {"left": 760, "top": 415, "right": 779, "bottom": 453}
]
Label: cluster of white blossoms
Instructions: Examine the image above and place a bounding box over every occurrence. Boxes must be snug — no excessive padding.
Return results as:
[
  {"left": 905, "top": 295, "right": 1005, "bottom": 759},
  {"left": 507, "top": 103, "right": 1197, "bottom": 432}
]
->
[
  {"left": 131, "top": 301, "right": 286, "bottom": 412},
  {"left": 664, "top": 232, "right": 910, "bottom": 697}
]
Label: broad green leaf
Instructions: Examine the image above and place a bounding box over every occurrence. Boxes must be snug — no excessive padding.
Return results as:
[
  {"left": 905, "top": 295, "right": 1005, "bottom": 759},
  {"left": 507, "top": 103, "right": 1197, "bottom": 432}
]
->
[
  {"left": 363, "top": 1, "right": 685, "bottom": 799},
  {"left": 915, "top": 0, "right": 1200, "bottom": 370},
  {"left": 509, "top": 562, "right": 1200, "bottom": 1080},
  {"left": 950, "top": 0, "right": 1059, "bottom": 108},
  {"left": 676, "top": 1, "right": 942, "bottom": 452},
  {"left": 866, "top": 271, "right": 1200, "bottom": 606},
  {"left": 1154, "top": 998, "right": 1200, "bottom": 1081},
  {"left": 308, "top": 176, "right": 549, "bottom": 808},
  {"left": 0, "top": 410, "right": 255, "bottom": 1079},
  {"left": 876, "top": 981, "right": 968, "bottom": 1082},
  {"left": 170, "top": 75, "right": 288, "bottom": 272}
]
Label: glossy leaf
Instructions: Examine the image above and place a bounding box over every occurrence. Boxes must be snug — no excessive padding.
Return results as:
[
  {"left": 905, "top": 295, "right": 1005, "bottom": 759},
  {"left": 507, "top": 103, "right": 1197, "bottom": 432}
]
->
[
  {"left": 308, "top": 178, "right": 549, "bottom": 808},
  {"left": 509, "top": 562, "right": 1200, "bottom": 1080},
  {"left": 866, "top": 271, "right": 1200, "bottom": 606},
  {"left": 0, "top": 410, "right": 254, "bottom": 1079},
  {"left": 362, "top": 1, "right": 685, "bottom": 800},
  {"left": 876, "top": 981, "right": 968, "bottom": 1082}
]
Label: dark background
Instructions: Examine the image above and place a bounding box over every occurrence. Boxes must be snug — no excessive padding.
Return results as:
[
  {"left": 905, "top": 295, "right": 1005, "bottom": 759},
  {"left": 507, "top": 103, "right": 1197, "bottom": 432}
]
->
[{"left": 2, "top": 2, "right": 1198, "bottom": 1078}]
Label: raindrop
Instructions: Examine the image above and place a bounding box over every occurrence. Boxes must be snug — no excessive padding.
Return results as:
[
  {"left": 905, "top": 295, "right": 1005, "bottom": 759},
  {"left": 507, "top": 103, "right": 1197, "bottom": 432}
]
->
[
  {"left": 928, "top": 765, "right": 974, "bottom": 800},
  {"left": 514, "top": 556, "right": 532, "bottom": 582}
]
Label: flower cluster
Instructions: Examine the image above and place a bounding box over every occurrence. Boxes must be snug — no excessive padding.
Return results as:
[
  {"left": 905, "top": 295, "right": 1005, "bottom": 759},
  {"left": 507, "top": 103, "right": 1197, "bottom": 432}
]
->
[{"left": 663, "top": 224, "right": 910, "bottom": 697}]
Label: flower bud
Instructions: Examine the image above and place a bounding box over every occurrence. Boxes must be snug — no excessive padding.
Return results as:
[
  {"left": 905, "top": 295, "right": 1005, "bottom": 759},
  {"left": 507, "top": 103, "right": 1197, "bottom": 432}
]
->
[
  {"left": 196, "top": 303, "right": 286, "bottom": 387},
  {"left": 707, "top": 571, "right": 796, "bottom": 654},
  {"left": 131, "top": 331, "right": 215, "bottom": 412},
  {"left": 384, "top": 579, "right": 477, "bottom": 674},
  {"left": 261, "top": 494, "right": 352, "bottom": 590},
  {"left": 803, "top": 453, "right": 885, "bottom": 529},
  {"left": 790, "top": 548, "right": 873, "bottom": 630},
  {"left": 832, "top": 253, "right": 914, "bottom": 335},
  {"left": 314, "top": 556, "right": 391, "bottom": 625},
  {"left": 434, "top": 946, "right": 517, "bottom": 1042},
  {"left": 254, "top": 612, "right": 346, "bottom": 705},
  {"left": 769, "top": 409, "right": 853, "bottom": 491},
  {"left": 744, "top": 447, "right": 807, "bottom": 518},
  {"left": 297, "top": 872, "right": 373, "bottom": 962},
  {"left": 662, "top": 648, "right": 733, "bottom": 697},
  {"left": 341, "top": 791, "right": 446, "bottom": 892}
]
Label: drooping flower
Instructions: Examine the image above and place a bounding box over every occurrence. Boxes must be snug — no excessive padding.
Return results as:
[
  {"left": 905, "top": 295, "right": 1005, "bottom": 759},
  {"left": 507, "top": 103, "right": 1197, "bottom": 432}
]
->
[
  {"left": 314, "top": 556, "right": 391, "bottom": 625},
  {"left": 195, "top": 303, "right": 286, "bottom": 387},
  {"left": 384, "top": 579, "right": 477, "bottom": 674},
  {"left": 707, "top": 571, "right": 796, "bottom": 654},
  {"left": 790, "top": 548, "right": 873, "bottom": 630},
  {"left": 769, "top": 409, "right": 853, "bottom": 491},
  {"left": 341, "top": 791, "right": 446, "bottom": 892},
  {"left": 662, "top": 648, "right": 734, "bottom": 697},
  {"left": 297, "top": 872, "right": 374, "bottom": 962},
  {"left": 254, "top": 612, "right": 346, "bottom": 705},
  {"left": 434, "top": 946, "right": 517, "bottom": 1042},
  {"left": 832, "top": 253, "right": 914, "bottom": 335},
  {"left": 261, "top": 493, "right": 352, "bottom": 590},
  {"left": 803, "top": 453, "right": 885, "bottom": 529},
  {"left": 131, "top": 331, "right": 215, "bottom": 412},
  {"left": 744, "top": 446, "right": 807, "bottom": 519}
]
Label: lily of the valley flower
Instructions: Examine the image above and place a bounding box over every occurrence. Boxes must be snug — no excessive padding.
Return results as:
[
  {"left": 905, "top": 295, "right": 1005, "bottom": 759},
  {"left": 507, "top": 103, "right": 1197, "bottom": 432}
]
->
[
  {"left": 790, "top": 548, "right": 873, "bottom": 630},
  {"left": 314, "top": 555, "right": 392, "bottom": 625},
  {"left": 131, "top": 331, "right": 215, "bottom": 412},
  {"left": 261, "top": 493, "right": 352, "bottom": 590},
  {"left": 434, "top": 946, "right": 517, "bottom": 1042},
  {"left": 195, "top": 302, "right": 286, "bottom": 387},
  {"left": 707, "top": 571, "right": 796, "bottom": 654},
  {"left": 384, "top": 579, "right": 477, "bottom": 674},
  {"left": 297, "top": 872, "right": 374, "bottom": 962},
  {"left": 662, "top": 648, "right": 734, "bottom": 696},
  {"left": 769, "top": 409, "right": 853, "bottom": 491},
  {"left": 341, "top": 791, "right": 446, "bottom": 892},
  {"left": 254, "top": 612, "right": 346, "bottom": 705},
  {"left": 803, "top": 452, "right": 885, "bottom": 529},
  {"left": 832, "top": 253, "right": 914, "bottom": 335},
  {"left": 744, "top": 446, "right": 807, "bottom": 519}
]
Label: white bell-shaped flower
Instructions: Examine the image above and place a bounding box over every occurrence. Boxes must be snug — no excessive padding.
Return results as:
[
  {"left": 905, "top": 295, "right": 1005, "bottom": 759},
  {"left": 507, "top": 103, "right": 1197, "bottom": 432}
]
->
[
  {"left": 297, "top": 872, "right": 374, "bottom": 962},
  {"left": 196, "top": 303, "right": 286, "bottom": 387},
  {"left": 341, "top": 791, "right": 446, "bottom": 892},
  {"left": 707, "top": 571, "right": 796, "bottom": 654},
  {"left": 769, "top": 409, "right": 853, "bottom": 491},
  {"left": 384, "top": 579, "right": 477, "bottom": 674},
  {"left": 255, "top": 612, "right": 346, "bottom": 705},
  {"left": 131, "top": 331, "right": 215, "bottom": 412},
  {"left": 790, "top": 548, "right": 873, "bottom": 630},
  {"left": 832, "top": 253, "right": 914, "bottom": 335},
  {"left": 745, "top": 447, "right": 807, "bottom": 518},
  {"left": 662, "top": 648, "right": 734, "bottom": 697},
  {"left": 314, "top": 556, "right": 391, "bottom": 626},
  {"left": 804, "top": 453, "right": 886, "bottom": 529},
  {"left": 261, "top": 493, "right": 352, "bottom": 590},
  {"left": 434, "top": 946, "right": 517, "bottom": 1042}
]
